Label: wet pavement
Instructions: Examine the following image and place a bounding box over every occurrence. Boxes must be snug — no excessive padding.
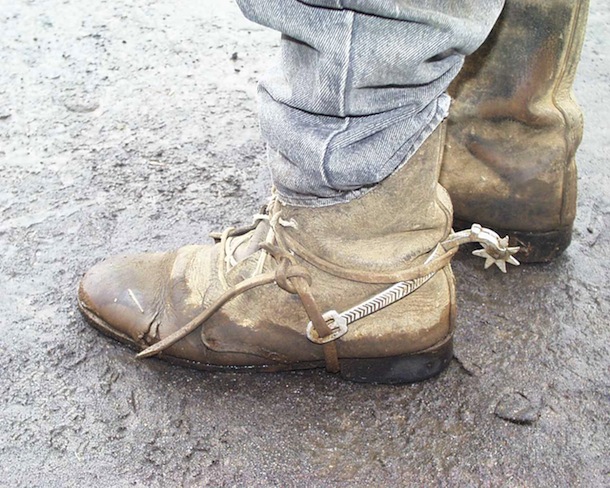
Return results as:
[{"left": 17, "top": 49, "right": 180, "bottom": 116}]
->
[{"left": 1, "top": 0, "right": 608, "bottom": 486}]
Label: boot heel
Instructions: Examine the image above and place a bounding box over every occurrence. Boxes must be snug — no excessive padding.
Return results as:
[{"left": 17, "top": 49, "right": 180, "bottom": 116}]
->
[{"left": 340, "top": 335, "right": 453, "bottom": 384}]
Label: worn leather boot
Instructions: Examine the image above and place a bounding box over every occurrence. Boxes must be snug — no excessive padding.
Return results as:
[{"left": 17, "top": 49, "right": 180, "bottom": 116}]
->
[
  {"left": 78, "top": 124, "right": 518, "bottom": 383},
  {"left": 442, "top": 0, "right": 589, "bottom": 262}
]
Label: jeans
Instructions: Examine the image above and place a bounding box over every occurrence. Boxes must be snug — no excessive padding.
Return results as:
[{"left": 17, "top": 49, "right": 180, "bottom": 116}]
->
[{"left": 236, "top": 0, "right": 505, "bottom": 206}]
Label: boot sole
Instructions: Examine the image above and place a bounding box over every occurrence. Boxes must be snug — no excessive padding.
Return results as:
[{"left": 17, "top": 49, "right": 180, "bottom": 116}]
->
[
  {"left": 340, "top": 333, "right": 453, "bottom": 384},
  {"left": 453, "top": 218, "right": 572, "bottom": 263},
  {"left": 79, "top": 298, "right": 453, "bottom": 384}
]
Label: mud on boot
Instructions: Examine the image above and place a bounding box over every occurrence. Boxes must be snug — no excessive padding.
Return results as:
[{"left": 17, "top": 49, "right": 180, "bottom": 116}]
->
[
  {"left": 78, "top": 124, "right": 518, "bottom": 384},
  {"left": 442, "top": 0, "right": 589, "bottom": 263}
]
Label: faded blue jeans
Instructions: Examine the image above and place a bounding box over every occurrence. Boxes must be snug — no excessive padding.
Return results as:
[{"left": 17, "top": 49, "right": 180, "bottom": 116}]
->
[{"left": 236, "top": 0, "right": 505, "bottom": 206}]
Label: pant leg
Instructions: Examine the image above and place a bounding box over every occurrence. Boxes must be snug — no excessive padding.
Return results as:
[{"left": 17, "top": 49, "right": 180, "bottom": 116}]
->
[{"left": 236, "top": 0, "right": 505, "bottom": 206}]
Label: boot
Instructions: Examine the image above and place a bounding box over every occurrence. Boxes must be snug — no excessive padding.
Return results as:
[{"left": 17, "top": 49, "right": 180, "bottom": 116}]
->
[
  {"left": 442, "top": 0, "right": 589, "bottom": 263},
  {"left": 78, "top": 124, "right": 518, "bottom": 384}
]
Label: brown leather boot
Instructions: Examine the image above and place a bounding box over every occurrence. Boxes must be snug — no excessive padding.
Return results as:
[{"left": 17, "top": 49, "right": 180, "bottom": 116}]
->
[
  {"left": 442, "top": 0, "right": 589, "bottom": 262},
  {"left": 78, "top": 124, "right": 518, "bottom": 383}
]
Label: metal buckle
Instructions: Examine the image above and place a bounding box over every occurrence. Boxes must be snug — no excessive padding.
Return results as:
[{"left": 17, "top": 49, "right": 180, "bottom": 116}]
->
[{"left": 306, "top": 310, "right": 348, "bottom": 345}]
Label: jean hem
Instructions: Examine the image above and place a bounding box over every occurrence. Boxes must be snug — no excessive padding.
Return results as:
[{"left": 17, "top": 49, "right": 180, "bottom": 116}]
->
[{"left": 275, "top": 101, "right": 449, "bottom": 208}]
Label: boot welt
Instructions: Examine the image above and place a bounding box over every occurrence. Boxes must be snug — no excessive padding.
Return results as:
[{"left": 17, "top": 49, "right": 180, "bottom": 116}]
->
[{"left": 78, "top": 296, "right": 453, "bottom": 384}]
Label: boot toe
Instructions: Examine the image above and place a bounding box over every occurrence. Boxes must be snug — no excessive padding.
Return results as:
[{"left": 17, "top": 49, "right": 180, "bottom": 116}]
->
[{"left": 78, "top": 252, "right": 172, "bottom": 347}]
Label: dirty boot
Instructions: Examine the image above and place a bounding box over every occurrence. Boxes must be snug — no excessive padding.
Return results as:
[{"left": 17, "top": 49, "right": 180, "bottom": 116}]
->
[
  {"left": 78, "top": 124, "right": 518, "bottom": 384},
  {"left": 442, "top": 0, "right": 589, "bottom": 262}
]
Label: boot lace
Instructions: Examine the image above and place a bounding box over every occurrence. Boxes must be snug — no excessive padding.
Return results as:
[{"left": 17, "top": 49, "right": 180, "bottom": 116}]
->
[{"left": 136, "top": 197, "right": 519, "bottom": 373}]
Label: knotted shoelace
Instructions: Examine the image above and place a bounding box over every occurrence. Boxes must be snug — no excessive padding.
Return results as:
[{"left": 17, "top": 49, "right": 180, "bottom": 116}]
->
[{"left": 136, "top": 198, "right": 518, "bottom": 373}]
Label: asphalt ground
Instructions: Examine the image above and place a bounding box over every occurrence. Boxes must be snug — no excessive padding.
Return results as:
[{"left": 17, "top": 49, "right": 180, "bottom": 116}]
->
[{"left": 1, "top": 0, "right": 608, "bottom": 486}]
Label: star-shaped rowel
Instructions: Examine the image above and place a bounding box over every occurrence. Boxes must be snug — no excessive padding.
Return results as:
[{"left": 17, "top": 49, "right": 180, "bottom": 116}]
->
[{"left": 472, "top": 236, "right": 520, "bottom": 273}]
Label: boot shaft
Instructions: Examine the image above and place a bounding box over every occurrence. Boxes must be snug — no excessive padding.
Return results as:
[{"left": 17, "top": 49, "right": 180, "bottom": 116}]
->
[
  {"left": 280, "top": 123, "right": 453, "bottom": 275},
  {"left": 443, "top": 0, "right": 589, "bottom": 245},
  {"left": 450, "top": 0, "right": 589, "bottom": 128}
]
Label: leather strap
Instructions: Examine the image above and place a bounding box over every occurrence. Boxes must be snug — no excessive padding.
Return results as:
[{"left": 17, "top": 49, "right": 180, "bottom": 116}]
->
[
  {"left": 283, "top": 232, "right": 458, "bottom": 284},
  {"left": 137, "top": 207, "right": 457, "bottom": 374},
  {"left": 136, "top": 272, "right": 278, "bottom": 359}
]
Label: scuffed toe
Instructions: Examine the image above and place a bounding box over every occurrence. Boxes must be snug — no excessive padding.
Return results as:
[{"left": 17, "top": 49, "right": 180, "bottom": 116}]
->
[{"left": 78, "top": 252, "right": 174, "bottom": 347}]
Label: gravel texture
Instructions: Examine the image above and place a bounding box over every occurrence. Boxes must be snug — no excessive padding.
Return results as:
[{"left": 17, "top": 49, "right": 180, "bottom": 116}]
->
[{"left": 1, "top": 0, "right": 609, "bottom": 486}]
